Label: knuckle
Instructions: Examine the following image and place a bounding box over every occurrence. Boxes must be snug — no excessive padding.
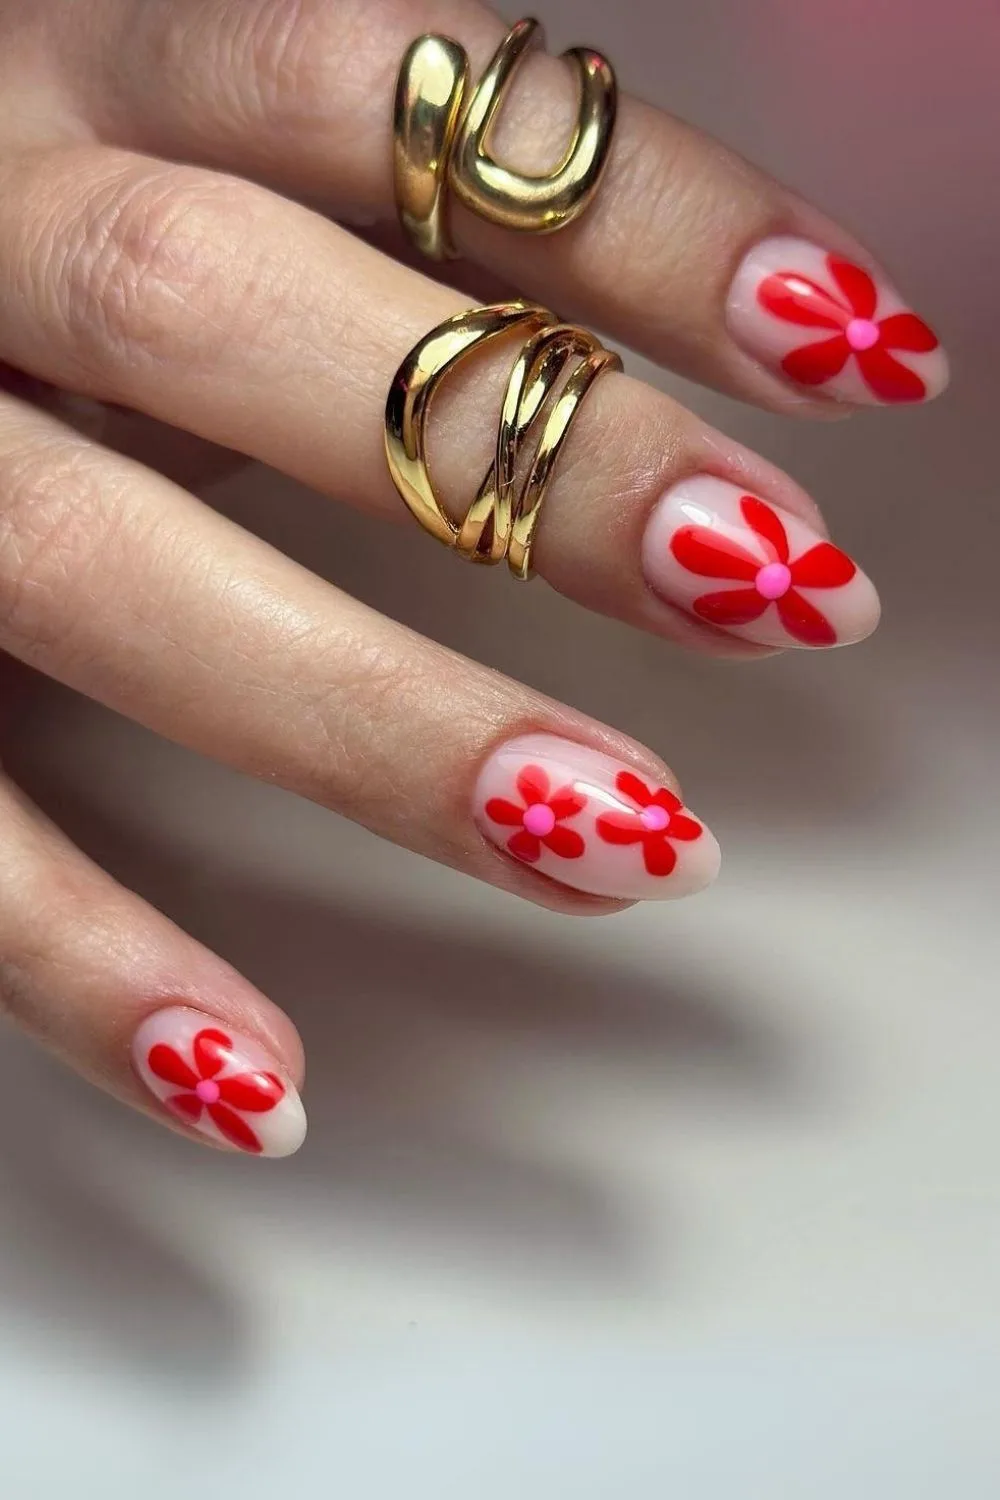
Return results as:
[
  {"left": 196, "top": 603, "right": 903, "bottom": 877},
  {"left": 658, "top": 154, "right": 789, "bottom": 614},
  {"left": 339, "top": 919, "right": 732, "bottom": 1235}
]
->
[
  {"left": 0, "top": 840, "right": 110, "bottom": 1036},
  {"left": 289, "top": 629, "right": 438, "bottom": 822},
  {"left": 52, "top": 160, "right": 271, "bottom": 376},
  {"left": 222, "top": 0, "right": 379, "bottom": 133},
  {"left": 602, "top": 126, "right": 775, "bottom": 300},
  {"left": 0, "top": 424, "right": 130, "bottom": 655}
]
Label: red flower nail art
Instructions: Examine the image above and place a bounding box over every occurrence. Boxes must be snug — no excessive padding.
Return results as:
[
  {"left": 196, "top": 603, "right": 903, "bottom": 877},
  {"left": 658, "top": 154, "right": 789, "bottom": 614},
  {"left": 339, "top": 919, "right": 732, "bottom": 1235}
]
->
[
  {"left": 147, "top": 1027, "right": 285, "bottom": 1154},
  {"left": 758, "top": 253, "right": 939, "bottom": 403},
  {"left": 670, "top": 494, "right": 856, "bottom": 647},
  {"left": 485, "top": 764, "right": 587, "bottom": 863},
  {"left": 596, "top": 772, "right": 704, "bottom": 877}
]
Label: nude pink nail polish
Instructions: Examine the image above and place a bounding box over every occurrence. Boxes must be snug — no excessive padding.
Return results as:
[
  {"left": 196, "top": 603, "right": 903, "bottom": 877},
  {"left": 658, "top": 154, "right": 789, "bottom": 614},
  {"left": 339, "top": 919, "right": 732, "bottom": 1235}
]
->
[
  {"left": 132, "top": 1007, "right": 306, "bottom": 1158},
  {"left": 475, "top": 734, "right": 720, "bottom": 901},
  {"left": 642, "top": 476, "right": 880, "bottom": 649},
  {"left": 727, "top": 236, "right": 948, "bottom": 405}
]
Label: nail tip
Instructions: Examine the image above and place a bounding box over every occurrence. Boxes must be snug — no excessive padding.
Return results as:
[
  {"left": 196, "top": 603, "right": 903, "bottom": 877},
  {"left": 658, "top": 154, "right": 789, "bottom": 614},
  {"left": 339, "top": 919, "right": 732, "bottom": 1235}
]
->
[
  {"left": 261, "top": 1112, "right": 308, "bottom": 1159},
  {"left": 657, "top": 835, "right": 722, "bottom": 901}
]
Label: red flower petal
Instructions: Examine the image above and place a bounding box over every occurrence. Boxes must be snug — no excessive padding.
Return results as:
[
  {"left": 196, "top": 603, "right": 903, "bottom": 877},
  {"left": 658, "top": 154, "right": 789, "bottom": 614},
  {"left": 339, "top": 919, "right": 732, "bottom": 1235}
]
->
[
  {"left": 757, "top": 272, "right": 847, "bottom": 329},
  {"left": 740, "top": 496, "right": 789, "bottom": 564},
  {"left": 148, "top": 1044, "right": 199, "bottom": 1091},
  {"left": 777, "top": 589, "right": 837, "bottom": 647},
  {"left": 650, "top": 786, "right": 683, "bottom": 815},
  {"left": 596, "top": 811, "right": 644, "bottom": 845},
  {"left": 667, "top": 814, "right": 703, "bottom": 843},
  {"left": 877, "top": 312, "right": 939, "bottom": 352},
  {"left": 781, "top": 334, "right": 851, "bottom": 387},
  {"left": 218, "top": 1070, "right": 285, "bottom": 1113},
  {"left": 543, "top": 825, "right": 586, "bottom": 860},
  {"left": 516, "top": 765, "right": 550, "bottom": 805},
  {"left": 208, "top": 1103, "right": 263, "bottom": 1153},
  {"left": 166, "top": 1092, "right": 203, "bottom": 1122},
  {"left": 193, "top": 1028, "right": 232, "bottom": 1081},
  {"left": 693, "top": 588, "right": 770, "bottom": 627},
  {"left": 827, "top": 256, "right": 878, "bottom": 320},
  {"left": 670, "top": 526, "right": 760, "bottom": 581},
  {"left": 486, "top": 796, "right": 528, "bottom": 827},
  {"left": 790, "top": 542, "right": 856, "bottom": 589},
  {"left": 615, "top": 771, "right": 653, "bottom": 809},
  {"left": 507, "top": 829, "right": 542, "bottom": 862},
  {"left": 547, "top": 785, "right": 586, "bottom": 821},
  {"left": 856, "top": 344, "right": 928, "bottom": 403},
  {"left": 642, "top": 837, "right": 678, "bottom": 878}
]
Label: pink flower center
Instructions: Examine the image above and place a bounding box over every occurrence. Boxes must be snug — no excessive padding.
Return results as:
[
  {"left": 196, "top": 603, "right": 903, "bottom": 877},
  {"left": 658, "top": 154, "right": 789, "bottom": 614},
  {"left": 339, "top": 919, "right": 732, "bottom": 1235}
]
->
[
  {"left": 523, "top": 802, "right": 556, "bottom": 837},
  {"left": 845, "top": 317, "right": 880, "bottom": 351},
  {"left": 640, "top": 805, "right": 670, "bottom": 833},
  {"left": 195, "top": 1079, "right": 221, "bottom": 1104},
  {"left": 755, "top": 562, "right": 793, "bottom": 600}
]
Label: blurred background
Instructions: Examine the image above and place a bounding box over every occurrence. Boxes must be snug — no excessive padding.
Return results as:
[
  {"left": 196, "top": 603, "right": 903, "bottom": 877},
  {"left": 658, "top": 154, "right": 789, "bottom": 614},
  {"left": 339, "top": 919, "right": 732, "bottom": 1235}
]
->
[{"left": 3, "top": 0, "right": 998, "bottom": 1493}]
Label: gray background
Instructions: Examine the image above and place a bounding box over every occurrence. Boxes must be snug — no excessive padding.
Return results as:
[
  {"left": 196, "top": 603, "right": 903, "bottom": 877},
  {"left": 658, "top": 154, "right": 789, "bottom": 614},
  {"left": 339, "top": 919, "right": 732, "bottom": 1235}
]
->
[{"left": 3, "top": 0, "right": 999, "bottom": 1493}]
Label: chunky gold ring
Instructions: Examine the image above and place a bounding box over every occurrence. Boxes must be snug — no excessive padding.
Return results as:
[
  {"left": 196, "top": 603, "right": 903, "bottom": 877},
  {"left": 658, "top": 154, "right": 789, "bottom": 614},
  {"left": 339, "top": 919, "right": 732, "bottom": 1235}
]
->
[
  {"left": 393, "top": 17, "right": 617, "bottom": 261},
  {"left": 384, "top": 302, "right": 621, "bottom": 581}
]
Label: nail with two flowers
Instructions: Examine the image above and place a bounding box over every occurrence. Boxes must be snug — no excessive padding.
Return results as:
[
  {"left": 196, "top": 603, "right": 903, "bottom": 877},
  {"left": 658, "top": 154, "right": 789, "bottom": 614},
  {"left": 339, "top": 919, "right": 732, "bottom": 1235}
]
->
[
  {"left": 727, "top": 236, "right": 948, "bottom": 405},
  {"left": 643, "top": 476, "right": 880, "bottom": 649},
  {"left": 132, "top": 1007, "right": 306, "bottom": 1157},
  {"left": 475, "top": 735, "right": 721, "bottom": 901}
]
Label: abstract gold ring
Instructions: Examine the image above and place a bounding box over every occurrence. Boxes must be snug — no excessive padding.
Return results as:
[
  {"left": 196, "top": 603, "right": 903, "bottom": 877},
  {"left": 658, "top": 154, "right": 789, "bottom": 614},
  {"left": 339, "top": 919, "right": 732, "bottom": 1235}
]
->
[
  {"left": 393, "top": 17, "right": 617, "bottom": 261},
  {"left": 384, "top": 302, "right": 621, "bottom": 581}
]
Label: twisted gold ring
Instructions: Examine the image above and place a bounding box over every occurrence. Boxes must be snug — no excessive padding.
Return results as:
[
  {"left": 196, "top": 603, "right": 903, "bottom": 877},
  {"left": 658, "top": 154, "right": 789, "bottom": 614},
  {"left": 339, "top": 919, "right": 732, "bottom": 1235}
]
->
[
  {"left": 384, "top": 302, "right": 621, "bottom": 581},
  {"left": 393, "top": 17, "right": 617, "bottom": 261}
]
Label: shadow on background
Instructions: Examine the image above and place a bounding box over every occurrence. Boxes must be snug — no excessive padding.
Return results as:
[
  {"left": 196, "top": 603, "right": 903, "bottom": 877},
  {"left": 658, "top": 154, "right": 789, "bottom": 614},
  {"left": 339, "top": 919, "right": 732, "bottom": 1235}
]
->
[
  {"left": 0, "top": 1041, "right": 246, "bottom": 1383},
  {"left": 0, "top": 729, "right": 829, "bottom": 1378}
]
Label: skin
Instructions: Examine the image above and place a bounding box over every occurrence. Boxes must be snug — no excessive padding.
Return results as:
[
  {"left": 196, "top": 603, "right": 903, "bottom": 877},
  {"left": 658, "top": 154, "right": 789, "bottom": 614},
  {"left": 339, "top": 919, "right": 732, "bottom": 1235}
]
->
[{"left": 0, "top": 0, "right": 918, "bottom": 1150}]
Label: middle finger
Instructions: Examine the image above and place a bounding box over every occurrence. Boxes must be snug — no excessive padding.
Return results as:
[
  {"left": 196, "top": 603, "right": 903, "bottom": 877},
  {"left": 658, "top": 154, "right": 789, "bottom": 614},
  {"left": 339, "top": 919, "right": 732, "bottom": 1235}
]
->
[{"left": 0, "top": 145, "right": 880, "bottom": 654}]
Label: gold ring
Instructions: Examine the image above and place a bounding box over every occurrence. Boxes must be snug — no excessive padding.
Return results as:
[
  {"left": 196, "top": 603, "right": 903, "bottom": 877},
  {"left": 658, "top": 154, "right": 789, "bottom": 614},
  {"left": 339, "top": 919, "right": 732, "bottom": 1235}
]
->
[
  {"left": 384, "top": 302, "right": 621, "bottom": 581},
  {"left": 393, "top": 17, "right": 617, "bottom": 261}
]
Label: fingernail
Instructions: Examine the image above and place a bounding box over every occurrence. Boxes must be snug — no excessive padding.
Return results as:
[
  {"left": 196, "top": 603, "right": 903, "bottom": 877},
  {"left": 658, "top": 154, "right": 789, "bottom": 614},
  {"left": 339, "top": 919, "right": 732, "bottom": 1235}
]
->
[
  {"left": 726, "top": 236, "right": 948, "bottom": 405},
  {"left": 132, "top": 1007, "right": 306, "bottom": 1158},
  {"left": 643, "top": 476, "right": 879, "bottom": 649},
  {"left": 475, "top": 734, "right": 720, "bottom": 901}
]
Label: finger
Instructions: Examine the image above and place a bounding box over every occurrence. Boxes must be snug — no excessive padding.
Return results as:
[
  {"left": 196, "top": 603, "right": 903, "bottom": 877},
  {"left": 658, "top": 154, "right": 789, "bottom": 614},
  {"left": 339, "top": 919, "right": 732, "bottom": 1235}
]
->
[
  {"left": 66, "top": 0, "right": 949, "bottom": 413},
  {"left": 0, "top": 767, "right": 307, "bottom": 1157},
  {"left": 0, "top": 390, "right": 720, "bottom": 909},
  {"left": 0, "top": 145, "right": 880, "bottom": 654}
]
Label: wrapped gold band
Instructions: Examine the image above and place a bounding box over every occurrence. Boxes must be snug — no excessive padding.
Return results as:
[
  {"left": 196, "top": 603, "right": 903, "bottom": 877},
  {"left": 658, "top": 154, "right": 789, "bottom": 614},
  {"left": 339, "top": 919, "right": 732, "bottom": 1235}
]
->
[
  {"left": 384, "top": 302, "right": 621, "bottom": 581},
  {"left": 393, "top": 17, "right": 617, "bottom": 261}
]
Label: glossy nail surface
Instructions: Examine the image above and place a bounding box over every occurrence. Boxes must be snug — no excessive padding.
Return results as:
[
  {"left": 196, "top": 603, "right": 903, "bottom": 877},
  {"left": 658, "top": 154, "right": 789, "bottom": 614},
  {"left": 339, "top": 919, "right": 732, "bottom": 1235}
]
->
[
  {"left": 132, "top": 1007, "right": 306, "bottom": 1157},
  {"left": 727, "top": 236, "right": 948, "bottom": 405},
  {"left": 643, "top": 476, "right": 879, "bottom": 649},
  {"left": 475, "top": 734, "right": 720, "bottom": 901}
]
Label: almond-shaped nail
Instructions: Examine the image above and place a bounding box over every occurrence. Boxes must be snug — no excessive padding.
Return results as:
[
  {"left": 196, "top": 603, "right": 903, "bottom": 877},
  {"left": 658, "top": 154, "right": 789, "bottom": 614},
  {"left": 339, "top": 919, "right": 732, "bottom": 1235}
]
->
[
  {"left": 642, "top": 476, "right": 879, "bottom": 649},
  {"left": 727, "top": 236, "right": 948, "bottom": 405},
  {"left": 132, "top": 1007, "right": 306, "bottom": 1158},
  {"left": 475, "top": 734, "right": 720, "bottom": 901}
]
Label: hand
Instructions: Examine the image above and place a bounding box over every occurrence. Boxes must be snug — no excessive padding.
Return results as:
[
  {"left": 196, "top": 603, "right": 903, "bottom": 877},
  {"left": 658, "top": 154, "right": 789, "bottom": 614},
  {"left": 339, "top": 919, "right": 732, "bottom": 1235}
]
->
[{"left": 0, "top": 0, "right": 946, "bottom": 1158}]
